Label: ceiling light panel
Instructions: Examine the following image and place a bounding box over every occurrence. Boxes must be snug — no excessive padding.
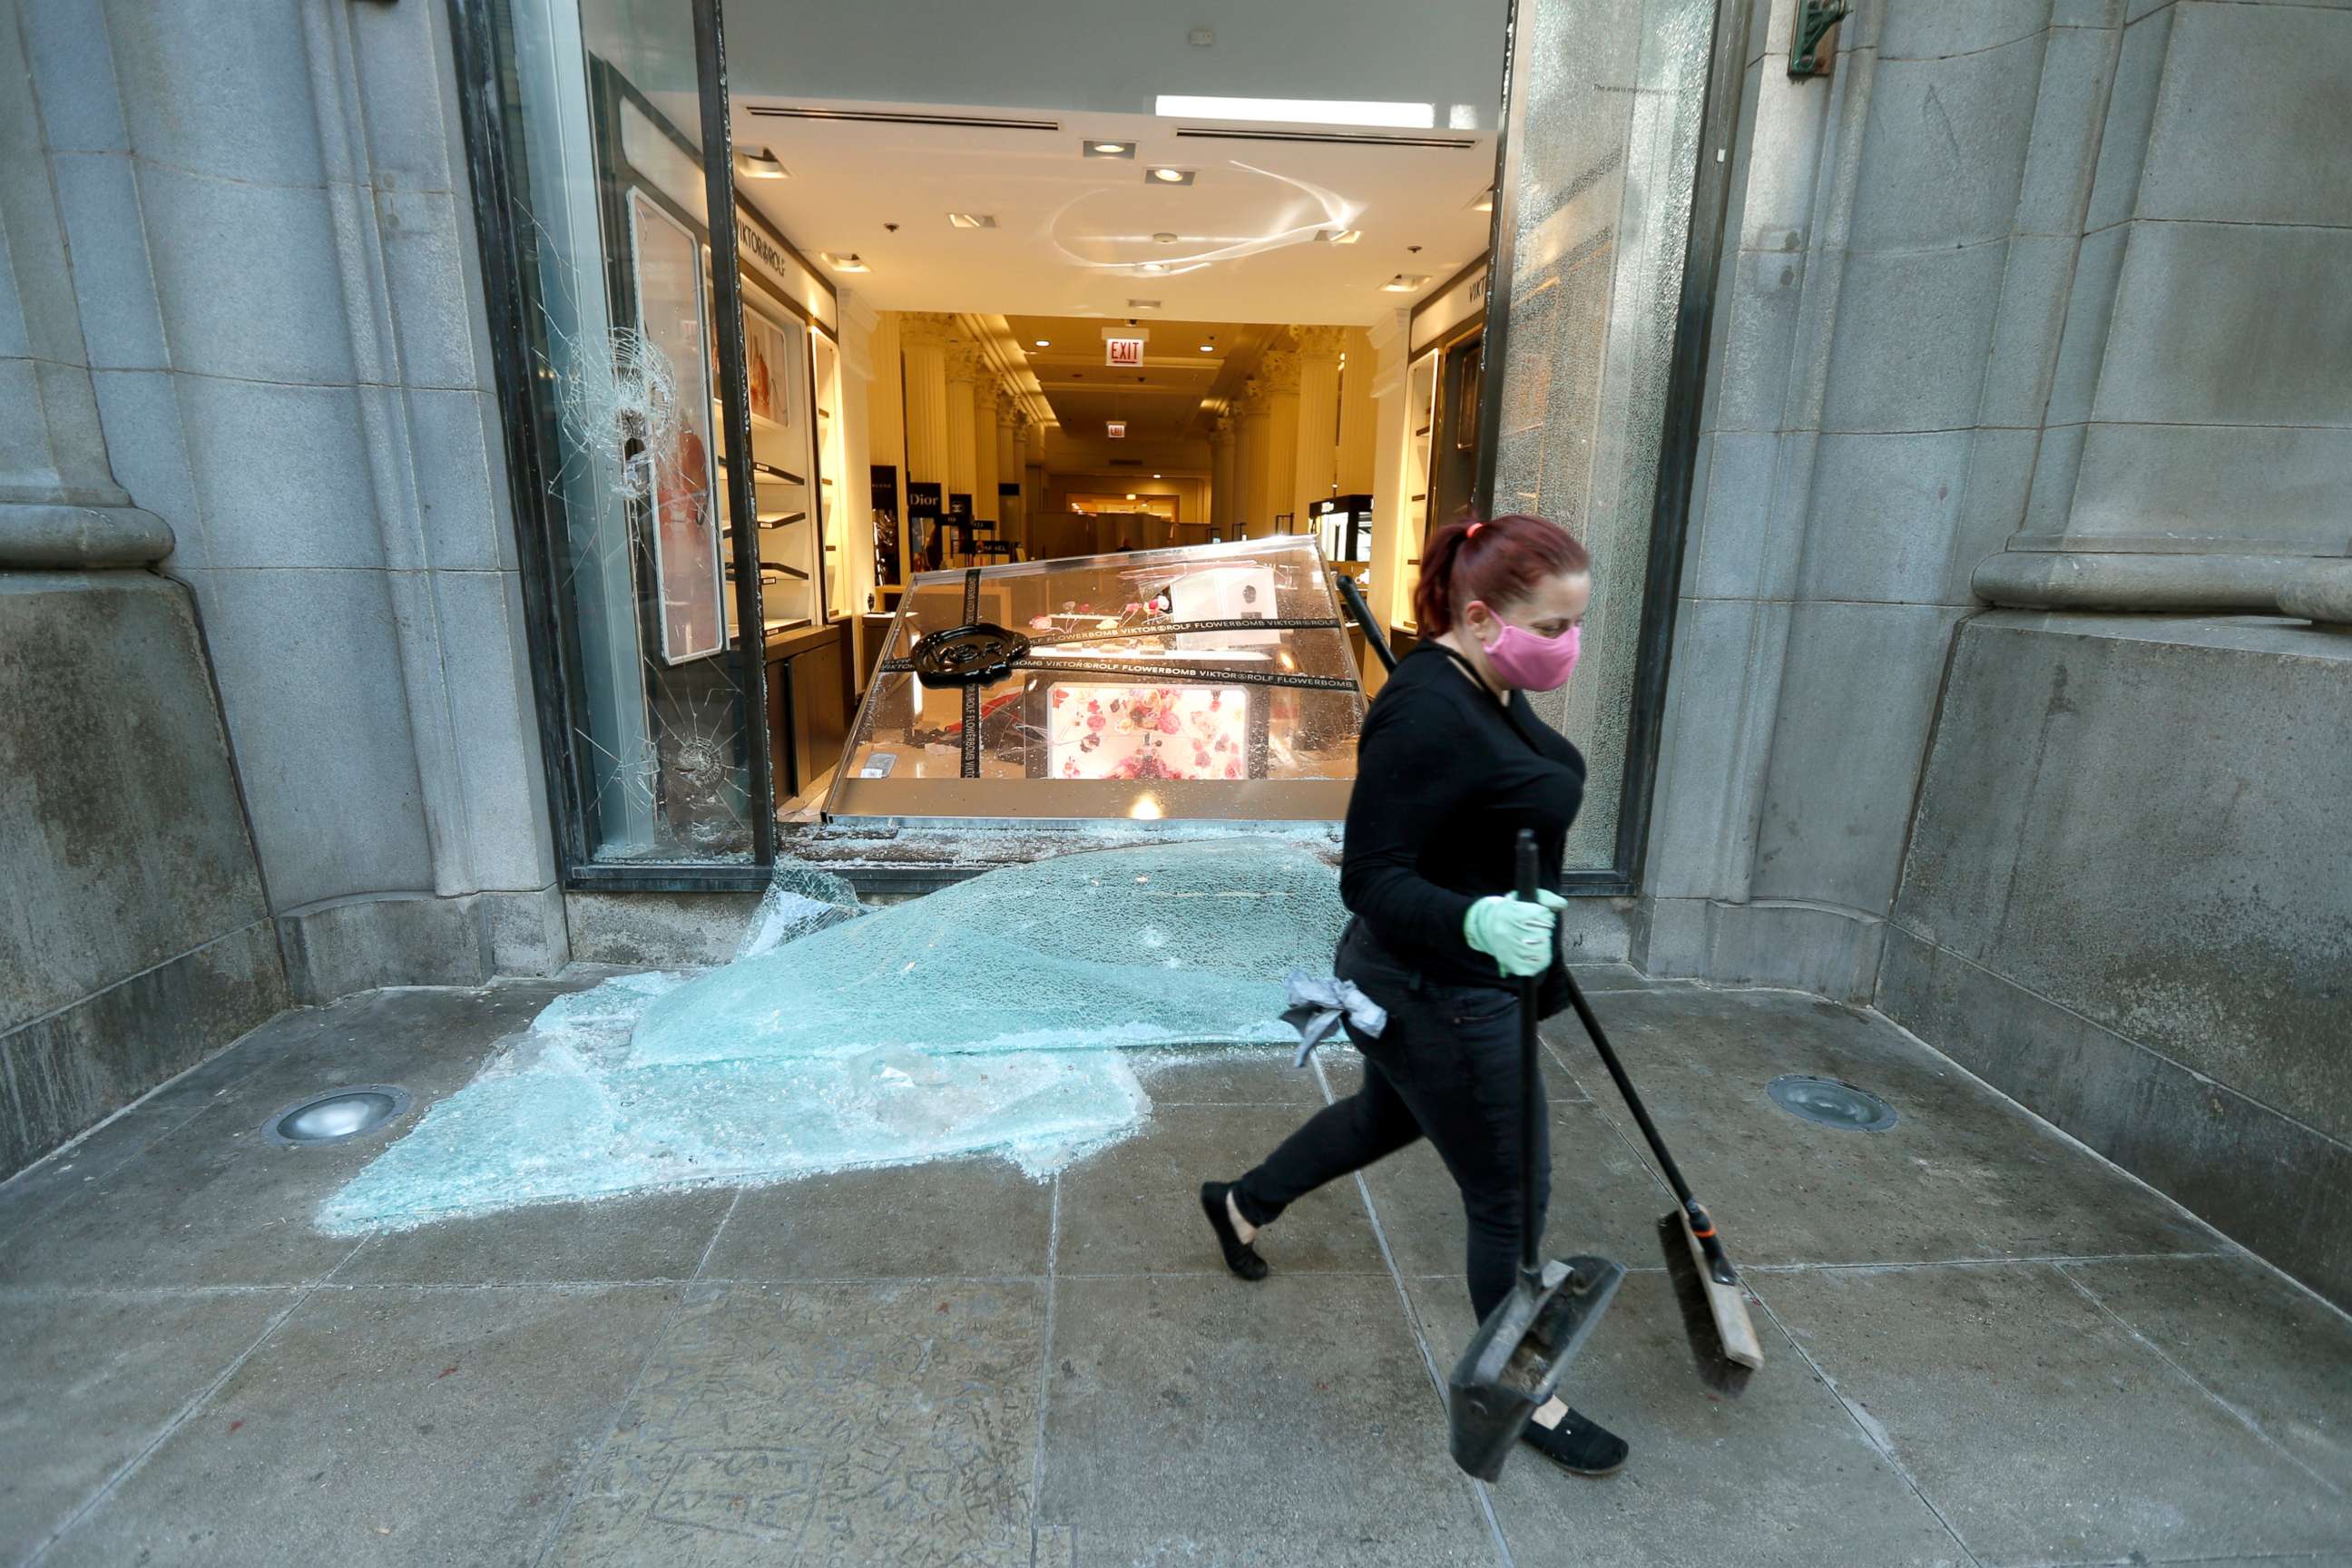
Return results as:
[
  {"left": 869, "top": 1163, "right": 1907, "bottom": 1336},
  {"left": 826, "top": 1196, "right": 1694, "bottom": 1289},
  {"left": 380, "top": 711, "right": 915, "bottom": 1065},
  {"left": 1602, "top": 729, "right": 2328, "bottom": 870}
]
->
[
  {"left": 822, "top": 251, "right": 870, "bottom": 273},
  {"left": 1381, "top": 273, "right": 1430, "bottom": 292},
  {"left": 1154, "top": 95, "right": 1437, "bottom": 130},
  {"left": 734, "top": 147, "right": 789, "bottom": 179}
]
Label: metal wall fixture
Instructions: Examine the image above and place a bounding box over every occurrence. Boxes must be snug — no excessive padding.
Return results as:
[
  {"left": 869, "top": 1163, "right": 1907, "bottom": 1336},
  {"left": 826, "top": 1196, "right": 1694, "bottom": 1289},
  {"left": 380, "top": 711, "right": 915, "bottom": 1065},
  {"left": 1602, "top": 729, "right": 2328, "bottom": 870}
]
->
[
  {"left": 1766, "top": 1075, "right": 1897, "bottom": 1133},
  {"left": 1789, "top": 1, "right": 1849, "bottom": 76},
  {"left": 264, "top": 1086, "right": 415, "bottom": 1147}
]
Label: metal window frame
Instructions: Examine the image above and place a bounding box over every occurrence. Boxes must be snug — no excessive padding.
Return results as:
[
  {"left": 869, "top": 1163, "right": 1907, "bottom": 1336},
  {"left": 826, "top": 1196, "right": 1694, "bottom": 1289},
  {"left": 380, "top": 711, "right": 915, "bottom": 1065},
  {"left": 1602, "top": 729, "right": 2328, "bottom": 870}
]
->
[
  {"left": 447, "top": 0, "right": 776, "bottom": 891},
  {"left": 1470, "top": 0, "right": 1752, "bottom": 897}
]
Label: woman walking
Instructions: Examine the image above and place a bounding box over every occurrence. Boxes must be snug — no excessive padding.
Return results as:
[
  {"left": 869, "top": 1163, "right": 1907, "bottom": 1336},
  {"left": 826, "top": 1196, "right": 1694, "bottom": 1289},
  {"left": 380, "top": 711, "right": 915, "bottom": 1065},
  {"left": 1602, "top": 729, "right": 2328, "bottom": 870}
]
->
[{"left": 1200, "top": 512, "right": 1628, "bottom": 1477}]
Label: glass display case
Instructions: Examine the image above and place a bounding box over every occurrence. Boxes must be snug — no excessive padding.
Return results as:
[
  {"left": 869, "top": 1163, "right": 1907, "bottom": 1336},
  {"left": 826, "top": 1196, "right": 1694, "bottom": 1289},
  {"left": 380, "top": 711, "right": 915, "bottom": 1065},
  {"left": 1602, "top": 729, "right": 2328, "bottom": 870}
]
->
[{"left": 828, "top": 534, "right": 1367, "bottom": 824}]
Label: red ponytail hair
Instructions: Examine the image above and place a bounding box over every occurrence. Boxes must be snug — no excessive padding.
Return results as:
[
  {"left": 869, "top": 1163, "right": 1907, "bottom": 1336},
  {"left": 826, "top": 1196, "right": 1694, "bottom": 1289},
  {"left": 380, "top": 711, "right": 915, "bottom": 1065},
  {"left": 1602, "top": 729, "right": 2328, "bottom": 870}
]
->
[{"left": 1412, "top": 513, "right": 1590, "bottom": 635}]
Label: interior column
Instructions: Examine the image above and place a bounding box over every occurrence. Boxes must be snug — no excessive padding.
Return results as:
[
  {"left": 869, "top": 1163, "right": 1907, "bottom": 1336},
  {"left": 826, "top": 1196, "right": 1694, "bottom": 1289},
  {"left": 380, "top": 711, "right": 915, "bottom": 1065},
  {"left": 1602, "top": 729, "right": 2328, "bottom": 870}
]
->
[
  {"left": 945, "top": 343, "right": 982, "bottom": 554},
  {"left": 865, "top": 309, "right": 909, "bottom": 588},
  {"left": 1237, "top": 380, "right": 1269, "bottom": 537},
  {"left": 897, "top": 314, "right": 953, "bottom": 566},
  {"left": 1259, "top": 347, "right": 1301, "bottom": 537},
  {"left": 997, "top": 398, "right": 1025, "bottom": 551},
  {"left": 975, "top": 377, "right": 1002, "bottom": 535},
  {"left": 1210, "top": 416, "right": 1238, "bottom": 537},
  {"left": 1338, "top": 326, "right": 1377, "bottom": 497},
  {"left": 1291, "top": 327, "right": 1345, "bottom": 529}
]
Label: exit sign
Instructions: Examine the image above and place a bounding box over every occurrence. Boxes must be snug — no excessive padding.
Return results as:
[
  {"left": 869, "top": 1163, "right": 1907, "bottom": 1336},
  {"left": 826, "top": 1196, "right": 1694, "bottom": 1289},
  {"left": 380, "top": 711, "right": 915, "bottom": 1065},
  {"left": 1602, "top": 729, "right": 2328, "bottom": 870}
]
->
[
  {"left": 1106, "top": 421, "right": 1127, "bottom": 438},
  {"left": 1106, "top": 337, "right": 1145, "bottom": 368}
]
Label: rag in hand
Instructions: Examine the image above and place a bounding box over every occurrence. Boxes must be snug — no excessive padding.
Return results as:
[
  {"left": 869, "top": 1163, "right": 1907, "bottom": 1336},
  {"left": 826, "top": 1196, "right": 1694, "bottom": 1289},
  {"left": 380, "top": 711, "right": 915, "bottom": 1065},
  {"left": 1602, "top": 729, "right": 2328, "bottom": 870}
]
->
[{"left": 1279, "top": 971, "right": 1387, "bottom": 1067}]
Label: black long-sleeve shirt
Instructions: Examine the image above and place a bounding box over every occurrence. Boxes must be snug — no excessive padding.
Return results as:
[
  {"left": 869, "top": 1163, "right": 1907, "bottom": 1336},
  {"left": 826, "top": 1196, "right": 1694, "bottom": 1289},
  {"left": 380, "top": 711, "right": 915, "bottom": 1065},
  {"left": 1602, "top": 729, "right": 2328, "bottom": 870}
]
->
[{"left": 1339, "top": 642, "right": 1586, "bottom": 989}]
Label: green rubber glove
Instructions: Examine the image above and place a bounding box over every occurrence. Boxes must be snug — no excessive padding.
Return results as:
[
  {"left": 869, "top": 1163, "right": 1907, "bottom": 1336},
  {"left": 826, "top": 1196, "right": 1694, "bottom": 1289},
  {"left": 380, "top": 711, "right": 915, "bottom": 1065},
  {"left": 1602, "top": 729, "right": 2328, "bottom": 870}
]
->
[{"left": 1465, "top": 892, "right": 1563, "bottom": 978}]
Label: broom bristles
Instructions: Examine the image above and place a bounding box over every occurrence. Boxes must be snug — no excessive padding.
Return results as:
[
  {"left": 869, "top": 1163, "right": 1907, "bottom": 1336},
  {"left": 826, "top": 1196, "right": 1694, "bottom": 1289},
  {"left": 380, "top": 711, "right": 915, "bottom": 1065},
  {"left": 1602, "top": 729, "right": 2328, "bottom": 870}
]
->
[{"left": 1656, "top": 1212, "right": 1759, "bottom": 1397}]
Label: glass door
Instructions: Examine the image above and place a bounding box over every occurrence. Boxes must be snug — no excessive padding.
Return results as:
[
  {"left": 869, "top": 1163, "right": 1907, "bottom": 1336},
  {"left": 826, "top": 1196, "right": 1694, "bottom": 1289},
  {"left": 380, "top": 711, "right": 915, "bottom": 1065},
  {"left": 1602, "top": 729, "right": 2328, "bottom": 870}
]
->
[{"left": 456, "top": 0, "right": 774, "bottom": 879}]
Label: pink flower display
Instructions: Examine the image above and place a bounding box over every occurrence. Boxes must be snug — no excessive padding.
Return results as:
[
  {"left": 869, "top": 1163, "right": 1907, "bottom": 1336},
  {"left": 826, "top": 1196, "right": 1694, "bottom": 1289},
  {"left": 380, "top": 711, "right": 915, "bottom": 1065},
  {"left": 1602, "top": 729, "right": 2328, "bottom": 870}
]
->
[{"left": 1048, "top": 683, "right": 1251, "bottom": 782}]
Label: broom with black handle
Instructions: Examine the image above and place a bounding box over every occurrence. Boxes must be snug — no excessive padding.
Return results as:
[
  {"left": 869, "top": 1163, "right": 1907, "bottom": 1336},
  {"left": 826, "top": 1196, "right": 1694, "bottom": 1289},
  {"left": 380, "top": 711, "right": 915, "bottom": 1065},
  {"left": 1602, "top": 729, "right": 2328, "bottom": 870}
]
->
[
  {"left": 1554, "top": 965, "right": 1762, "bottom": 1393},
  {"left": 1335, "top": 570, "right": 1762, "bottom": 1395}
]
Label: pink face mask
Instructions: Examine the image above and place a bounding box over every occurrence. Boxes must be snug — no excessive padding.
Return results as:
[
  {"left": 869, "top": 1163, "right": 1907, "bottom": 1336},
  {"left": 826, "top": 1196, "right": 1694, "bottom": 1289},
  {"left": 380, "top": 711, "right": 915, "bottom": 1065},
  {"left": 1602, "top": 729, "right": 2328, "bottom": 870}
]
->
[{"left": 1480, "top": 618, "right": 1582, "bottom": 691}]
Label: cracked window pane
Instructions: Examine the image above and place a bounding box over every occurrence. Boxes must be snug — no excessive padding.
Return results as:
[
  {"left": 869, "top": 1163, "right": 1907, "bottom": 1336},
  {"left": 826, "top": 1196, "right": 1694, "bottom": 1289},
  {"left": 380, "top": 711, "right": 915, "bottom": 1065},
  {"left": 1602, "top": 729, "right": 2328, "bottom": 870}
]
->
[
  {"left": 1491, "top": 0, "right": 1716, "bottom": 870},
  {"left": 499, "top": 0, "right": 761, "bottom": 862}
]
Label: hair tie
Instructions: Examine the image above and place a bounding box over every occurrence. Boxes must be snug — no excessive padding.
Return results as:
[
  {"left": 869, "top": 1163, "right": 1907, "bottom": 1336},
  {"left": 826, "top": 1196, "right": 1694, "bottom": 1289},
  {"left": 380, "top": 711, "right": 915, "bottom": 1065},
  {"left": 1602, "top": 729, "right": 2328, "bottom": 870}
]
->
[{"left": 1466, "top": 522, "right": 1483, "bottom": 538}]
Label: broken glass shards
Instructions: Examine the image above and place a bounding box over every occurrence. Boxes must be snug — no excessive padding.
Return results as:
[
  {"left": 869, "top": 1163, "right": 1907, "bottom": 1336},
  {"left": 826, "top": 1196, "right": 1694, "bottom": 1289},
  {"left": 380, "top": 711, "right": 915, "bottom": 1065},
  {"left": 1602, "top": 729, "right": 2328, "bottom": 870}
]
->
[
  {"left": 632, "top": 837, "right": 1347, "bottom": 1067},
  {"left": 319, "top": 838, "right": 1345, "bottom": 1233}
]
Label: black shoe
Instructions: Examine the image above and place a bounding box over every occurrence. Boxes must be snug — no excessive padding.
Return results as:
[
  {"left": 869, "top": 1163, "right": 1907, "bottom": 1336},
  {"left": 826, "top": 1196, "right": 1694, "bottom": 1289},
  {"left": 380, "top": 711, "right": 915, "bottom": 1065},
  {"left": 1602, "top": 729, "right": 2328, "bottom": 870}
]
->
[
  {"left": 1521, "top": 1408, "right": 1629, "bottom": 1477},
  {"left": 1200, "top": 1181, "right": 1269, "bottom": 1282}
]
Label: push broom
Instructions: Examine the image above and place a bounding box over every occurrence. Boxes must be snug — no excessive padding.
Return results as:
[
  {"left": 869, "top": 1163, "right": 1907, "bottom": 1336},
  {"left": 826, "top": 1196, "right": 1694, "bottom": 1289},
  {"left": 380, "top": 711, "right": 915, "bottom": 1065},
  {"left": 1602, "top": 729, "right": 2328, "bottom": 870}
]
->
[
  {"left": 1554, "top": 966, "right": 1764, "bottom": 1394},
  {"left": 1336, "top": 572, "right": 1763, "bottom": 1397}
]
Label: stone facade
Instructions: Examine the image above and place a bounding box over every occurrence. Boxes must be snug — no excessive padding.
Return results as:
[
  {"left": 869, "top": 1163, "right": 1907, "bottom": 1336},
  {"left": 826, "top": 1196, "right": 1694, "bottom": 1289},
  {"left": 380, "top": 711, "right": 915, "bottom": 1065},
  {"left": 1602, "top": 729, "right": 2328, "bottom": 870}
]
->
[
  {"left": 4, "top": 0, "right": 2342, "bottom": 1299},
  {"left": 15, "top": 0, "right": 565, "bottom": 1004},
  {"left": 1640, "top": 0, "right": 2350, "bottom": 1303}
]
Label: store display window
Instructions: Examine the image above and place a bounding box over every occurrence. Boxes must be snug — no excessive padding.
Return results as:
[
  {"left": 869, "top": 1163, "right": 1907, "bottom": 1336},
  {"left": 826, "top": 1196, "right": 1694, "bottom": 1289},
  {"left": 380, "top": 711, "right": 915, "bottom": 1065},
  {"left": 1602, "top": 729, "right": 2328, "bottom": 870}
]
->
[{"left": 829, "top": 535, "right": 1367, "bottom": 824}]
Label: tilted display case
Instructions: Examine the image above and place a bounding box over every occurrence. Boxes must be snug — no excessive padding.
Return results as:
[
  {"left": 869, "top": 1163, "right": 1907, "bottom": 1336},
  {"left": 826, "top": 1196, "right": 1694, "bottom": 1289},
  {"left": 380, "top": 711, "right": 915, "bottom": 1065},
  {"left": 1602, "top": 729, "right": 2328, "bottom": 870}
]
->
[{"left": 828, "top": 535, "right": 1367, "bottom": 824}]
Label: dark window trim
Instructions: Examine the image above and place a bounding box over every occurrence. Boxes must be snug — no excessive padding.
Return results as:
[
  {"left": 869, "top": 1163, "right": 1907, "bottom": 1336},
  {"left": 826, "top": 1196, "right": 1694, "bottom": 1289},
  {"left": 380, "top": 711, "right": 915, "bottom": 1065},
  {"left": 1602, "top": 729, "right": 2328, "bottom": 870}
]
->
[
  {"left": 1470, "top": 0, "right": 1750, "bottom": 898},
  {"left": 446, "top": 0, "right": 777, "bottom": 893}
]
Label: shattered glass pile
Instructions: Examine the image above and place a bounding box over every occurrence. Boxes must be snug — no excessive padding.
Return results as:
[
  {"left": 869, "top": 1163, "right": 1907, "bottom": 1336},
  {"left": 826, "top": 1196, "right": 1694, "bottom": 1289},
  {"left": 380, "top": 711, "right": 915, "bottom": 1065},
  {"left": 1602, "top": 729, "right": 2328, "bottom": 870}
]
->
[{"left": 321, "top": 838, "right": 1347, "bottom": 1233}]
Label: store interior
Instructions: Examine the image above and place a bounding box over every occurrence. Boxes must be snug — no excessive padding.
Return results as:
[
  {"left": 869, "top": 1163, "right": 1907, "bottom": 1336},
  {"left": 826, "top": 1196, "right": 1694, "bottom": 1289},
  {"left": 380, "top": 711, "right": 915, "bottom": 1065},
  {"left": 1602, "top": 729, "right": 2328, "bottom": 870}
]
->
[{"left": 558, "top": 1, "right": 1514, "bottom": 833}]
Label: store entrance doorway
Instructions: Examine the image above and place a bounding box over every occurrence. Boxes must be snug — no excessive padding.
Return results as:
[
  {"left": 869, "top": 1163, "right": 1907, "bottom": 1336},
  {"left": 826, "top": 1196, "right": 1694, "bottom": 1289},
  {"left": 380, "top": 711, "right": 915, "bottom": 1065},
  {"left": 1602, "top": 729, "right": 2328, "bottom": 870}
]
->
[{"left": 462, "top": 0, "right": 1745, "bottom": 885}]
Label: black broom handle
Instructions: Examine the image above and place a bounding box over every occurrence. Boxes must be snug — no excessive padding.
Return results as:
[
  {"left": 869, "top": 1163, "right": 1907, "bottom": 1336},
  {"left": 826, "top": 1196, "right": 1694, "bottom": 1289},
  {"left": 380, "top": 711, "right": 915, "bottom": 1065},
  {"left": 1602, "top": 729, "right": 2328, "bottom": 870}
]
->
[
  {"left": 1514, "top": 832, "right": 1544, "bottom": 1278},
  {"left": 1557, "top": 966, "right": 1693, "bottom": 1204},
  {"left": 1336, "top": 573, "right": 1395, "bottom": 674},
  {"left": 1559, "top": 964, "right": 1738, "bottom": 1285}
]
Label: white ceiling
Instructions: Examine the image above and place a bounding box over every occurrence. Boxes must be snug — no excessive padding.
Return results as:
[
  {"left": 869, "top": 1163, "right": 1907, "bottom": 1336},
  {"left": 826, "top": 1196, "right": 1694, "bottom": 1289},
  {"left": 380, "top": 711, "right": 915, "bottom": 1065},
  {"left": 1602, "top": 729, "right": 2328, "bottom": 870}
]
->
[
  {"left": 610, "top": 0, "right": 1507, "bottom": 323},
  {"left": 591, "top": 1, "right": 1513, "bottom": 125},
  {"left": 728, "top": 103, "right": 1494, "bottom": 322}
]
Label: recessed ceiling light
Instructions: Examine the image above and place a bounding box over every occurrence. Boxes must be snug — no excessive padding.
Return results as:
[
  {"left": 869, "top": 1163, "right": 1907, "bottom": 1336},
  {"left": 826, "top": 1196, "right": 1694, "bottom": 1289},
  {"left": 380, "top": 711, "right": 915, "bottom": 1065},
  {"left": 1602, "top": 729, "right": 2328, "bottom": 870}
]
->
[
  {"left": 1127, "top": 493, "right": 1140, "bottom": 500},
  {"left": 1034, "top": 338, "right": 1052, "bottom": 348},
  {"left": 1326, "top": 228, "right": 1363, "bottom": 245},
  {"left": 1084, "top": 140, "right": 1136, "bottom": 159},
  {"left": 1198, "top": 343, "right": 1214, "bottom": 352},
  {"left": 1127, "top": 299, "right": 1161, "bottom": 309},
  {"left": 947, "top": 212, "right": 997, "bottom": 230},
  {"left": 822, "top": 252, "right": 870, "bottom": 272},
  {"left": 1381, "top": 273, "right": 1430, "bottom": 292},
  {"left": 1147, "top": 167, "right": 1195, "bottom": 186},
  {"left": 1469, "top": 188, "right": 1495, "bottom": 213},
  {"left": 734, "top": 147, "right": 789, "bottom": 180},
  {"left": 1153, "top": 473, "right": 1162, "bottom": 479},
  {"left": 1137, "top": 261, "right": 1170, "bottom": 275}
]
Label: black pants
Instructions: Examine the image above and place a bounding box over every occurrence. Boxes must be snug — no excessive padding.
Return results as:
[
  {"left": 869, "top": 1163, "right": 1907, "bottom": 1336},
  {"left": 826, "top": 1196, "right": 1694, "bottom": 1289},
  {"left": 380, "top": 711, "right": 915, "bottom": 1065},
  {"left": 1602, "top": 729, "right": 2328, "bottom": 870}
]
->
[{"left": 1233, "top": 923, "right": 1549, "bottom": 1324}]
